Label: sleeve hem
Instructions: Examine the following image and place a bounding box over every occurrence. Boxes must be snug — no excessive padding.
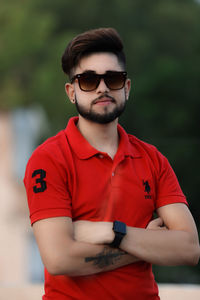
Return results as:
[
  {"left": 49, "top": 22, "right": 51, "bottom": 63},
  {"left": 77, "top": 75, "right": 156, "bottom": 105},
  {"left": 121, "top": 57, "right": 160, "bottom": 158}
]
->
[
  {"left": 156, "top": 195, "right": 188, "bottom": 209},
  {"left": 30, "top": 208, "right": 72, "bottom": 225}
]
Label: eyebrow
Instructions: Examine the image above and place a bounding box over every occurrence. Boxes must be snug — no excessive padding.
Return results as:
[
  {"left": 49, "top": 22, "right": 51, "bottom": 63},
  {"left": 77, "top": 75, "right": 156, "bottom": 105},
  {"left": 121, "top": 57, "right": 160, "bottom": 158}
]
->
[
  {"left": 79, "top": 69, "right": 123, "bottom": 74},
  {"left": 80, "top": 70, "right": 96, "bottom": 74}
]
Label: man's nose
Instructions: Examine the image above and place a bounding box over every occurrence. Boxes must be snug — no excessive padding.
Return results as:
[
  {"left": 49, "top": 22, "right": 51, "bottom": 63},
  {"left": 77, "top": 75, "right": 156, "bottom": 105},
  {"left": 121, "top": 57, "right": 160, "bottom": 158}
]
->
[{"left": 96, "top": 78, "right": 110, "bottom": 93}]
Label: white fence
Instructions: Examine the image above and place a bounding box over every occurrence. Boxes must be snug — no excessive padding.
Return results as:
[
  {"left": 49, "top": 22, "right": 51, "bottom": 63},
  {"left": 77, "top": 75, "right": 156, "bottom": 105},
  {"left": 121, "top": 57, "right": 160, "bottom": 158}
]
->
[{"left": 0, "top": 284, "right": 200, "bottom": 300}]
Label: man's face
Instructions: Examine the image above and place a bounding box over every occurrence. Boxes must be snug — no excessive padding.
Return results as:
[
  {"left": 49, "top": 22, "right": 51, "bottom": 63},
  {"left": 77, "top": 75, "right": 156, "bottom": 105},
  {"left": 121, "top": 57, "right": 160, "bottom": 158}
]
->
[{"left": 66, "top": 52, "right": 131, "bottom": 124}]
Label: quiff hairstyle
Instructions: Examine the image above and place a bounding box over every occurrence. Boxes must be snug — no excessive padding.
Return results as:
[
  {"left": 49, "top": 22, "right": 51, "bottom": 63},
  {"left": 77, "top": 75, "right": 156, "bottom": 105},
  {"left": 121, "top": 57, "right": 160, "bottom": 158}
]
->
[{"left": 61, "top": 27, "right": 126, "bottom": 79}]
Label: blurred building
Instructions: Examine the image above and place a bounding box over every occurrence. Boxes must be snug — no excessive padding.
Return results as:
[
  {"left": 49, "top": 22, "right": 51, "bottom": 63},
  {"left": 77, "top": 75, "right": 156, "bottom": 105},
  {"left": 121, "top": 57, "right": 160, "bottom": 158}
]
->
[{"left": 0, "top": 108, "right": 47, "bottom": 288}]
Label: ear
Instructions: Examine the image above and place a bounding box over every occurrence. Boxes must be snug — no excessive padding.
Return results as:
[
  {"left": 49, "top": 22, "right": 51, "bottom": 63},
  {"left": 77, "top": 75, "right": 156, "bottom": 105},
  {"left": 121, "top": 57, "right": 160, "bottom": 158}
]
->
[
  {"left": 125, "top": 79, "right": 131, "bottom": 100},
  {"left": 65, "top": 83, "right": 75, "bottom": 104}
]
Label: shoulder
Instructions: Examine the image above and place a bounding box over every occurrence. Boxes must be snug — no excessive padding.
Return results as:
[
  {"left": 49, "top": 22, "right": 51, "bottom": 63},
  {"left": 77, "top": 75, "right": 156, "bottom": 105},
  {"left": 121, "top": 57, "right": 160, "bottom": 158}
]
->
[
  {"left": 128, "top": 134, "right": 156, "bottom": 151},
  {"left": 127, "top": 134, "right": 169, "bottom": 173},
  {"left": 25, "top": 129, "right": 73, "bottom": 179},
  {"left": 31, "top": 129, "right": 67, "bottom": 161},
  {"left": 118, "top": 122, "right": 168, "bottom": 170},
  {"left": 128, "top": 134, "right": 161, "bottom": 158}
]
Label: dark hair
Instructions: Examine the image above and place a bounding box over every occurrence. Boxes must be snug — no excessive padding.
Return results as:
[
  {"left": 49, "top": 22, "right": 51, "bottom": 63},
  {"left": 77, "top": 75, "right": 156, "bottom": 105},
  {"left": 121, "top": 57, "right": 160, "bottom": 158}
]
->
[{"left": 61, "top": 27, "right": 126, "bottom": 79}]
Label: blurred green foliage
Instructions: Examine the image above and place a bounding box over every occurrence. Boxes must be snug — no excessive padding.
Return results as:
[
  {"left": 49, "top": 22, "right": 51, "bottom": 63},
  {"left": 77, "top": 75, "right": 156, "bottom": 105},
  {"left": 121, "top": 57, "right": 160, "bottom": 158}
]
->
[{"left": 0, "top": 0, "right": 199, "bottom": 282}]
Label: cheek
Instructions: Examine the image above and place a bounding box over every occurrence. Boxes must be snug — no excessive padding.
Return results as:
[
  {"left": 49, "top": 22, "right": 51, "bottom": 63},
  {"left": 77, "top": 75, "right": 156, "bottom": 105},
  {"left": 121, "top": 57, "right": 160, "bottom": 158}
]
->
[
  {"left": 75, "top": 91, "right": 93, "bottom": 105},
  {"left": 115, "top": 90, "right": 126, "bottom": 102}
]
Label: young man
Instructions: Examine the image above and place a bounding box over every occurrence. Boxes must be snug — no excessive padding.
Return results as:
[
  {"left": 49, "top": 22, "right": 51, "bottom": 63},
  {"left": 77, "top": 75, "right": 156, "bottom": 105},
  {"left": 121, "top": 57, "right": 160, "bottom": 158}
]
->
[{"left": 24, "top": 28, "right": 200, "bottom": 299}]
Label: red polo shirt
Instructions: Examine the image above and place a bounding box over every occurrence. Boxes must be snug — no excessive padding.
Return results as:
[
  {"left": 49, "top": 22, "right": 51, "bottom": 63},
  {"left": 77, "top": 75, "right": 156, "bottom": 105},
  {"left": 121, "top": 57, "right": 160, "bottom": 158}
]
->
[{"left": 24, "top": 117, "right": 187, "bottom": 299}]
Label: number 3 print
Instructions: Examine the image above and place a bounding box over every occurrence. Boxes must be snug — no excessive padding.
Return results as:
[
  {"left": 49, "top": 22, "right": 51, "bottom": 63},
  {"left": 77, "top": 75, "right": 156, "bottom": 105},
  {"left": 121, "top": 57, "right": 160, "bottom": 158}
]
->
[{"left": 32, "top": 169, "right": 47, "bottom": 193}]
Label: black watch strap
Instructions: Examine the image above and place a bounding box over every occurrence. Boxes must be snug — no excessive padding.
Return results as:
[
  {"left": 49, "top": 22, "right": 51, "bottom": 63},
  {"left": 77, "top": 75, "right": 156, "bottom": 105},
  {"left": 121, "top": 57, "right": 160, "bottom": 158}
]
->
[{"left": 109, "top": 221, "right": 127, "bottom": 248}]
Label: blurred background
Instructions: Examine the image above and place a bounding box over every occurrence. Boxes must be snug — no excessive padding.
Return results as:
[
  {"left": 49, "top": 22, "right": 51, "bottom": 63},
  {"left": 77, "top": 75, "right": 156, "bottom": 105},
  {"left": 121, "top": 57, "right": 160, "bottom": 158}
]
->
[{"left": 0, "top": 0, "right": 199, "bottom": 298}]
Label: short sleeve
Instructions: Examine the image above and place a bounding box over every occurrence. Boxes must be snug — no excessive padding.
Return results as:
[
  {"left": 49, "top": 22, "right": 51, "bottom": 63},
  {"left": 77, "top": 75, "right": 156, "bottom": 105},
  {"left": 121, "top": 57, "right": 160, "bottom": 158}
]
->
[
  {"left": 155, "top": 152, "right": 188, "bottom": 208},
  {"left": 24, "top": 149, "right": 72, "bottom": 225}
]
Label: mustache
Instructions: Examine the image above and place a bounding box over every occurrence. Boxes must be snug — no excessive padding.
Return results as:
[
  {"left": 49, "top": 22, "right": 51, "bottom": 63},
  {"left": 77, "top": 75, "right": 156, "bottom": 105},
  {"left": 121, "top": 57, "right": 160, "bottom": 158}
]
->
[{"left": 92, "top": 94, "right": 116, "bottom": 105}]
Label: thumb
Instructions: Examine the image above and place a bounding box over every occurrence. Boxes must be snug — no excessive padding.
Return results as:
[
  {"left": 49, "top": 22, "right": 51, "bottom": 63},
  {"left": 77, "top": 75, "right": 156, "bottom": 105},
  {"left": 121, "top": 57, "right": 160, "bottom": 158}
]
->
[
  {"left": 152, "top": 217, "right": 163, "bottom": 226},
  {"left": 147, "top": 217, "right": 164, "bottom": 229}
]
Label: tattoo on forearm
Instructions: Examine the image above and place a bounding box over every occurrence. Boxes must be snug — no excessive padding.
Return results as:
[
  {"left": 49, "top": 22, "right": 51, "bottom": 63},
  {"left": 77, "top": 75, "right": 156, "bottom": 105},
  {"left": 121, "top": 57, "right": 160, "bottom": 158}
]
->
[{"left": 85, "top": 247, "right": 127, "bottom": 269}]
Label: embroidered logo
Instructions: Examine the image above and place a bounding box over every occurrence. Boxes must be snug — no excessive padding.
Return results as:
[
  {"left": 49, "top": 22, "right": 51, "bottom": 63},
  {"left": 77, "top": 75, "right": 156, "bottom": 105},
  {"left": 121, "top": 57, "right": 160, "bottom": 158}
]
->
[{"left": 143, "top": 180, "right": 152, "bottom": 199}]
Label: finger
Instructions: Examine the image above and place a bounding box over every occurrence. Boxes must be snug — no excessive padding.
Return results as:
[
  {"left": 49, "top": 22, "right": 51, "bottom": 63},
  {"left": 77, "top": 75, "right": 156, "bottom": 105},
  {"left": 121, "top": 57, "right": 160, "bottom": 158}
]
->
[{"left": 151, "top": 217, "right": 163, "bottom": 227}]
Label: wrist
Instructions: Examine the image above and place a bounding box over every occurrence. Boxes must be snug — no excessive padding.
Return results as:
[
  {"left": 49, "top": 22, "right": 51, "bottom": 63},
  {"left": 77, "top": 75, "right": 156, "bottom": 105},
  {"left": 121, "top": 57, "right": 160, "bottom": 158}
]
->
[
  {"left": 109, "top": 221, "right": 127, "bottom": 248},
  {"left": 104, "top": 222, "right": 115, "bottom": 244}
]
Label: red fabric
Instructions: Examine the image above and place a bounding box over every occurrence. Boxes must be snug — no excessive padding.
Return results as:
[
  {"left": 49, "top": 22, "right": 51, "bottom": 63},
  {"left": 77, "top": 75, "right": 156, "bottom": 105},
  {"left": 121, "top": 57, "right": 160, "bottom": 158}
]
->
[{"left": 24, "top": 117, "right": 187, "bottom": 299}]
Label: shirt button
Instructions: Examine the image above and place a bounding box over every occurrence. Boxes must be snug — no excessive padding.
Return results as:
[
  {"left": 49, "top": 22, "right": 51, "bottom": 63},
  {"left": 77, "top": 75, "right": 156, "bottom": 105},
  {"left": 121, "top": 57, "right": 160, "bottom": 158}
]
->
[
  {"left": 99, "top": 154, "right": 104, "bottom": 159},
  {"left": 112, "top": 172, "right": 115, "bottom": 177}
]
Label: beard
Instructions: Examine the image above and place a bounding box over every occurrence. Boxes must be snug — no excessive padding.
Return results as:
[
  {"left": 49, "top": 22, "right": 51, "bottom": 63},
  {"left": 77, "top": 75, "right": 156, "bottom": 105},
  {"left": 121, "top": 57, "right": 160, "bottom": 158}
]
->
[{"left": 74, "top": 94, "right": 126, "bottom": 124}]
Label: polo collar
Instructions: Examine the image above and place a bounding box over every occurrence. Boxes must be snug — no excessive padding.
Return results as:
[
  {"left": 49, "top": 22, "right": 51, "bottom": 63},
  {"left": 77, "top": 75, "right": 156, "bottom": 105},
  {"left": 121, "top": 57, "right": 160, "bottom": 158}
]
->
[{"left": 65, "top": 117, "right": 141, "bottom": 159}]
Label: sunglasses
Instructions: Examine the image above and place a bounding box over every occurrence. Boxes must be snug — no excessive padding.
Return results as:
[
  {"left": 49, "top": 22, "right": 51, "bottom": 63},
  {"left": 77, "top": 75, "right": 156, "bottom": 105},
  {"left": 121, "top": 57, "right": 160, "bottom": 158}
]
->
[{"left": 70, "top": 71, "right": 127, "bottom": 92}]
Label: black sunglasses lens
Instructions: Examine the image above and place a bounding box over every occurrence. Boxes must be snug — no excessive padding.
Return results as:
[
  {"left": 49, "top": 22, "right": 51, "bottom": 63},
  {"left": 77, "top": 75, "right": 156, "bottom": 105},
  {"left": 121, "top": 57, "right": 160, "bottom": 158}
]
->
[
  {"left": 105, "top": 72, "right": 126, "bottom": 90},
  {"left": 78, "top": 74, "right": 99, "bottom": 91},
  {"left": 76, "top": 72, "right": 127, "bottom": 91}
]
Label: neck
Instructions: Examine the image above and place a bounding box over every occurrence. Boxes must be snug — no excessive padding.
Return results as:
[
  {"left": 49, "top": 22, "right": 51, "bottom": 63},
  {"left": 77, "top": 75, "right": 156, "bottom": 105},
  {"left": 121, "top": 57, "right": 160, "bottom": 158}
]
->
[{"left": 77, "top": 115, "right": 119, "bottom": 159}]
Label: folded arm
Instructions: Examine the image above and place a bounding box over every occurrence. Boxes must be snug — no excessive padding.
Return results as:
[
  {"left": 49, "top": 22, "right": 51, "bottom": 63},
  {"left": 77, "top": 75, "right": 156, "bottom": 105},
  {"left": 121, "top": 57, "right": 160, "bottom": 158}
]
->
[
  {"left": 33, "top": 203, "right": 199, "bottom": 277},
  {"left": 121, "top": 203, "right": 200, "bottom": 265},
  {"left": 74, "top": 204, "right": 200, "bottom": 266},
  {"left": 33, "top": 217, "right": 139, "bottom": 277}
]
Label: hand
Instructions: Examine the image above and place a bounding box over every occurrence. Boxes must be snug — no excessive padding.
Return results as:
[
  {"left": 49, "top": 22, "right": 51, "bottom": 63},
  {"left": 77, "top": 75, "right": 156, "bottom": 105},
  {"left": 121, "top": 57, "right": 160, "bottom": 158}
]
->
[
  {"left": 146, "top": 217, "right": 167, "bottom": 230},
  {"left": 73, "top": 220, "right": 114, "bottom": 245}
]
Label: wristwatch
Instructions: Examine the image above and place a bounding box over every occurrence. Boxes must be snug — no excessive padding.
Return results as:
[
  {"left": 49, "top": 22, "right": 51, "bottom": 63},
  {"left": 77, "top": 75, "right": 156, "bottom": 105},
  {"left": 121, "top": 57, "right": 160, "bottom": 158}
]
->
[{"left": 109, "top": 220, "right": 127, "bottom": 248}]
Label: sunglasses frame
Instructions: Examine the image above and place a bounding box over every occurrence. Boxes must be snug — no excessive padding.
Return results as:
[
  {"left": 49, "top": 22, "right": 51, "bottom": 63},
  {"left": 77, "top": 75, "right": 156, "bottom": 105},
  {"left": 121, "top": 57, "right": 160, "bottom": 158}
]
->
[{"left": 70, "top": 71, "right": 127, "bottom": 91}]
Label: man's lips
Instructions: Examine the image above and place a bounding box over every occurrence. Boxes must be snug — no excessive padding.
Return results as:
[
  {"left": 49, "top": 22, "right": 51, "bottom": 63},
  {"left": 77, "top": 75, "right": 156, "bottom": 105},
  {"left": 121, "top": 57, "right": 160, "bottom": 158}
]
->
[{"left": 93, "top": 95, "right": 115, "bottom": 105}]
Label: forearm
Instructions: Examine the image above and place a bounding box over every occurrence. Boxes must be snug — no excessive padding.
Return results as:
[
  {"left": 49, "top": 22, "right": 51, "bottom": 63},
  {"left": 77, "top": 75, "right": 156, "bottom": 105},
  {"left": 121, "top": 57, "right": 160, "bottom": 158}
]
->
[
  {"left": 73, "top": 215, "right": 199, "bottom": 267},
  {"left": 120, "top": 226, "right": 199, "bottom": 266},
  {"left": 50, "top": 240, "right": 139, "bottom": 276},
  {"left": 34, "top": 217, "right": 139, "bottom": 277},
  {"left": 73, "top": 204, "right": 200, "bottom": 267}
]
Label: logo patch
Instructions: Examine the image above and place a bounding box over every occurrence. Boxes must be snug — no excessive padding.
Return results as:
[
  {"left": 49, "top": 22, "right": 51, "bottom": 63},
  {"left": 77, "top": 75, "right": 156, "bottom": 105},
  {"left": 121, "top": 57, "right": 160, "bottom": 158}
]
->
[{"left": 143, "top": 180, "right": 152, "bottom": 199}]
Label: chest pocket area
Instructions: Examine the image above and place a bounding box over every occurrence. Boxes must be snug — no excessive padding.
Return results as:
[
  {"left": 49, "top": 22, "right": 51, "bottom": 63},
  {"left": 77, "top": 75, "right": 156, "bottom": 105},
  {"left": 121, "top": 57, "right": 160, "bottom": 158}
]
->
[{"left": 109, "top": 158, "right": 157, "bottom": 227}]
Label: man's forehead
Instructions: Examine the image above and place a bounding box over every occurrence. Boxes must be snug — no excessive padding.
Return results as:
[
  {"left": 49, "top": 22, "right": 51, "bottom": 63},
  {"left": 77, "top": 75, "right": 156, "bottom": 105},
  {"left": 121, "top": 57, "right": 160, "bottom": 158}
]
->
[{"left": 75, "top": 52, "right": 123, "bottom": 74}]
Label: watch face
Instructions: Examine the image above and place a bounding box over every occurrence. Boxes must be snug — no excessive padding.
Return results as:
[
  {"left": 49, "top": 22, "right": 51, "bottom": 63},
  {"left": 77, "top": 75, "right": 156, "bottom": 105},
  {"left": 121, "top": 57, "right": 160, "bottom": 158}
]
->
[{"left": 114, "top": 221, "right": 126, "bottom": 235}]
